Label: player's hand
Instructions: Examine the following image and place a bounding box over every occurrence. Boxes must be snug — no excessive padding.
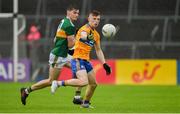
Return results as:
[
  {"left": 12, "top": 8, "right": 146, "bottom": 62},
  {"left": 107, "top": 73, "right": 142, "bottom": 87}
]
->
[
  {"left": 68, "top": 49, "right": 74, "bottom": 55},
  {"left": 103, "top": 63, "right": 111, "bottom": 75}
]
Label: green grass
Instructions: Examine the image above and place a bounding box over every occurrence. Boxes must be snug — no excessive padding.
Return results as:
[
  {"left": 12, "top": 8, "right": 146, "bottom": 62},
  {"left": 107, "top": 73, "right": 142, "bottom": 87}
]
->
[{"left": 0, "top": 82, "right": 180, "bottom": 113}]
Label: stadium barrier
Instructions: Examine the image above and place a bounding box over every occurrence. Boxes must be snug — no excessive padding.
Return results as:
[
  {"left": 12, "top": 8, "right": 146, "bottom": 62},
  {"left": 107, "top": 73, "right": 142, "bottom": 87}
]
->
[
  {"left": 0, "top": 59, "right": 179, "bottom": 85},
  {"left": 59, "top": 59, "right": 177, "bottom": 85},
  {"left": 116, "top": 59, "right": 177, "bottom": 85}
]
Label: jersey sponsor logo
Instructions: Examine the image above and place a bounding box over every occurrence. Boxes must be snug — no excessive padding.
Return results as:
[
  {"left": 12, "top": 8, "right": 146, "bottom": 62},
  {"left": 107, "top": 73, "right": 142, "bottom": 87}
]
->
[{"left": 79, "top": 38, "right": 95, "bottom": 47}]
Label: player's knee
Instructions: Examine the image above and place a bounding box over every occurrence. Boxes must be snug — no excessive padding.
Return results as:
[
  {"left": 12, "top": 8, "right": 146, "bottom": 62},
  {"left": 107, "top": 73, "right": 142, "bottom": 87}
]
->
[
  {"left": 79, "top": 79, "right": 88, "bottom": 87},
  {"left": 47, "top": 78, "right": 53, "bottom": 85},
  {"left": 90, "top": 83, "right": 97, "bottom": 88}
]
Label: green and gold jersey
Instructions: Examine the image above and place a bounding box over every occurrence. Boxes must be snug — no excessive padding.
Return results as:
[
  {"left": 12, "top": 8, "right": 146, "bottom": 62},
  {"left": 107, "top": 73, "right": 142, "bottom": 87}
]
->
[{"left": 51, "top": 17, "right": 76, "bottom": 57}]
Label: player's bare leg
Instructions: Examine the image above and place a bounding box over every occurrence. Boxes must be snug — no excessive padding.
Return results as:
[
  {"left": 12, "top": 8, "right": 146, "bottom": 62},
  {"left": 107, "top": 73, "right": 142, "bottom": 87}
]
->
[
  {"left": 84, "top": 70, "right": 97, "bottom": 101},
  {"left": 65, "top": 70, "right": 88, "bottom": 86},
  {"left": 31, "top": 67, "right": 61, "bottom": 90},
  {"left": 20, "top": 67, "right": 61, "bottom": 105},
  {"left": 51, "top": 70, "right": 88, "bottom": 93},
  {"left": 81, "top": 70, "right": 97, "bottom": 108}
]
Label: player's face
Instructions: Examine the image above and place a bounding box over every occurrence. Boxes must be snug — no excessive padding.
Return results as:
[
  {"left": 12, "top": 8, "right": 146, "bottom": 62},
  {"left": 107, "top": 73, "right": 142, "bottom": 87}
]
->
[
  {"left": 88, "top": 14, "right": 100, "bottom": 28},
  {"left": 67, "top": 9, "right": 79, "bottom": 21}
]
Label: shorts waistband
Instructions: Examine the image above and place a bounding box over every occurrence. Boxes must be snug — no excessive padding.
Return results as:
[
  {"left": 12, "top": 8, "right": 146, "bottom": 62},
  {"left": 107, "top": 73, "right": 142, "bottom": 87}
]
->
[{"left": 76, "top": 58, "right": 88, "bottom": 62}]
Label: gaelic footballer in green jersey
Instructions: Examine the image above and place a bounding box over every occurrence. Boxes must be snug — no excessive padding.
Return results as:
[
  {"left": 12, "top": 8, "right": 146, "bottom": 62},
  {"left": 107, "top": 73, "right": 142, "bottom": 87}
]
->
[
  {"left": 52, "top": 17, "right": 76, "bottom": 57},
  {"left": 20, "top": 4, "right": 80, "bottom": 105}
]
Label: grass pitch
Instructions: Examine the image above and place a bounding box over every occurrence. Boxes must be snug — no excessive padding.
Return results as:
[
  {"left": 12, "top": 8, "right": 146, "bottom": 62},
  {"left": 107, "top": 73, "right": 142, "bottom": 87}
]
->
[{"left": 0, "top": 82, "right": 180, "bottom": 113}]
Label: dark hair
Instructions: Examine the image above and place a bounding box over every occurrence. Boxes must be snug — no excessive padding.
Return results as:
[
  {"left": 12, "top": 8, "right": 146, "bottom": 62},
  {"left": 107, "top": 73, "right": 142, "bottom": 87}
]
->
[
  {"left": 89, "top": 10, "right": 101, "bottom": 16},
  {"left": 67, "top": 4, "right": 79, "bottom": 11}
]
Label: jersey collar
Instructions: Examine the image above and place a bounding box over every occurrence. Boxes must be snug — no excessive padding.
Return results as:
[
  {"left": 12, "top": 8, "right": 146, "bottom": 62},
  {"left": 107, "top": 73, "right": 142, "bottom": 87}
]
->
[
  {"left": 86, "top": 23, "right": 95, "bottom": 31},
  {"left": 66, "top": 16, "right": 75, "bottom": 26}
]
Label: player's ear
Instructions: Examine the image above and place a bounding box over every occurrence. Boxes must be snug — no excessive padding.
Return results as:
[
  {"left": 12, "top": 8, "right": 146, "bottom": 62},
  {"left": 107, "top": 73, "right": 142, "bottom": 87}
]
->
[
  {"left": 87, "top": 14, "right": 91, "bottom": 22},
  {"left": 67, "top": 10, "right": 70, "bottom": 16}
]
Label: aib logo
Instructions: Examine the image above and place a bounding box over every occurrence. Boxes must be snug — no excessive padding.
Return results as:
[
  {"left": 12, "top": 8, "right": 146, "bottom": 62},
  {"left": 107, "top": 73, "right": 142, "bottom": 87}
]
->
[{"left": 132, "top": 62, "right": 161, "bottom": 83}]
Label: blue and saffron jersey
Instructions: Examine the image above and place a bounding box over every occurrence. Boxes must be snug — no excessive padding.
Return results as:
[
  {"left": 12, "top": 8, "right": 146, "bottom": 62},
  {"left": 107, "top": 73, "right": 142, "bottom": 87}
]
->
[{"left": 73, "top": 24, "right": 100, "bottom": 61}]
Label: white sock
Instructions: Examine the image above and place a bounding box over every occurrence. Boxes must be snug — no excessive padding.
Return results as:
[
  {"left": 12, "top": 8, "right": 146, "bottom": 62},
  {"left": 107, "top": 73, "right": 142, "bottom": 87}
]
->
[
  {"left": 74, "top": 96, "right": 81, "bottom": 99},
  {"left": 25, "top": 89, "right": 29, "bottom": 94},
  {"left": 57, "top": 81, "right": 63, "bottom": 86}
]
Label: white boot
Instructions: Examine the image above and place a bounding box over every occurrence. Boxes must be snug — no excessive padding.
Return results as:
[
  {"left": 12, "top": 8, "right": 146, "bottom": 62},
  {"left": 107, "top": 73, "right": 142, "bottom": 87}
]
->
[{"left": 51, "top": 80, "right": 58, "bottom": 94}]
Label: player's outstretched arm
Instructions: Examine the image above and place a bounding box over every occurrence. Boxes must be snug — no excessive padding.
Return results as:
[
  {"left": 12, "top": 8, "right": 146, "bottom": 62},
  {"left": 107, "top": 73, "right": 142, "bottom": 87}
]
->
[
  {"left": 94, "top": 43, "right": 106, "bottom": 64},
  {"left": 94, "top": 43, "right": 111, "bottom": 75}
]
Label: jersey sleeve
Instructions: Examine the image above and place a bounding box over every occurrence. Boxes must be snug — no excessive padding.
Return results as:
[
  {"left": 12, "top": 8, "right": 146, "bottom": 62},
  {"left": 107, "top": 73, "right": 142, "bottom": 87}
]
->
[
  {"left": 79, "top": 26, "right": 89, "bottom": 35},
  {"left": 80, "top": 31, "right": 88, "bottom": 38},
  {"left": 65, "top": 26, "right": 76, "bottom": 36}
]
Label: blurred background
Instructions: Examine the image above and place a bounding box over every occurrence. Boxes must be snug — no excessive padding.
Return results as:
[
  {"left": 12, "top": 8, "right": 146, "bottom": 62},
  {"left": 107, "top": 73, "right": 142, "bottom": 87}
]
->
[{"left": 0, "top": 0, "right": 180, "bottom": 84}]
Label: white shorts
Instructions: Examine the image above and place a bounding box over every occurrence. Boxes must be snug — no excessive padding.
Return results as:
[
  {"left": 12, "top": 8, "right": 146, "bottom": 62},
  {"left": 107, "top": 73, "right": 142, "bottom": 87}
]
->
[{"left": 48, "top": 53, "right": 73, "bottom": 68}]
